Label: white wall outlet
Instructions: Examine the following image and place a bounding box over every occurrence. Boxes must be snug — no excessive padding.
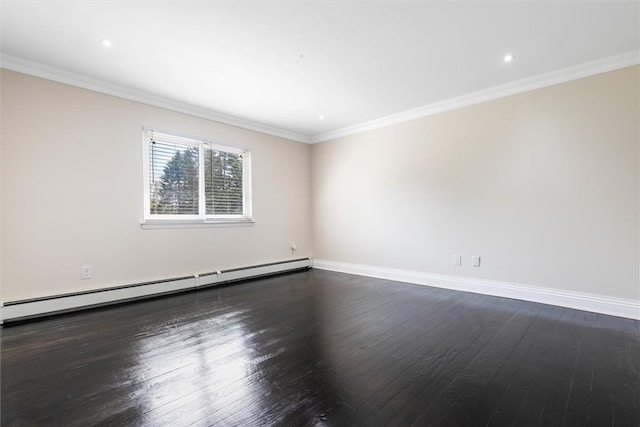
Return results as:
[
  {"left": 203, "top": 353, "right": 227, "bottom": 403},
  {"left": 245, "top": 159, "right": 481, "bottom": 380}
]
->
[
  {"left": 290, "top": 243, "right": 297, "bottom": 252},
  {"left": 472, "top": 256, "right": 481, "bottom": 267},
  {"left": 81, "top": 266, "right": 92, "bottom": 280},
  {"left": 453, "top": 255, "right": 462, "bottom": 266}
]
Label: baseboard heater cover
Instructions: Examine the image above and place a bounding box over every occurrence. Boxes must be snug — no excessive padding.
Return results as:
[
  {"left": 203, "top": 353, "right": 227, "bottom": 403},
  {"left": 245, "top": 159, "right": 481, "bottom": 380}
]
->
[{"left": 1, "top": 258, "right": 310, "bottom": 323}]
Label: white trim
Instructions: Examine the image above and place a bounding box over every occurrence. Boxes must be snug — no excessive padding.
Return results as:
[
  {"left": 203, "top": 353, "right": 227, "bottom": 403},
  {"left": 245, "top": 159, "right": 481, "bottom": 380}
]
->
[
  {"left": 1, "top": 259, "right": 311, "bottom": 322},
  {"left": 0, "top": 54, "right": 311, "bottom": 144},
  {"left": 242, "top": 151, "right": 253, "bottom": 219},
  {"left": 141, "top": 129, "right": 253, "bottom": 224},
  {"left": 310, "top": 50, "right": 640, "bottom": 143},
  {"left": 3, "top": 51, "right": 638, "bottom": 146},
  {"left": 312, "top": 259, "right": 640, "bottom": 320},
  {"left": 140, "top": 219, "right": 255, "bottom": 229}
]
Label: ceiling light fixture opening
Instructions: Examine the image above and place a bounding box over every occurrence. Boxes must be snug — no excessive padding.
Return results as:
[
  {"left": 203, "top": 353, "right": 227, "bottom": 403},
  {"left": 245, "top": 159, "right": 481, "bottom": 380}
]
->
[
  {"left": 503, "top": 53, "right": 514, "bottom": 63},
  {"left": 318, "top": 115, "right": 325, "bottom": 120},
  {"left": 102, "top": 39, "right": 112, "bottom": 47}
]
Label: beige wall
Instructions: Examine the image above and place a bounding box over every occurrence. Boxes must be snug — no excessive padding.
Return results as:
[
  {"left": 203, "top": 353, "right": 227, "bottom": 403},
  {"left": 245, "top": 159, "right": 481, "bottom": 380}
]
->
[
  {"left": 1, "top": 70, "right": 311, "bottom": 301},
  {"left": 312, "top": 66, "right": 640, "bottom": 300},
  {"left": 2, "top": 66, "right": 638, "bottom": 304},
  {"left": 0, "top": 71, "right": 3, "bottom": 303}
]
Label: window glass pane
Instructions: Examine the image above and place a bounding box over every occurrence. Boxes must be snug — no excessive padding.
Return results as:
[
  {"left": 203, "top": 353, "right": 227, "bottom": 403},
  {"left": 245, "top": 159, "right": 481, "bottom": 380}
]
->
[
  {"left": 149, "top": 140, "right": 199, "bottom": 215},
  {"left": 204, "top": 147, "right": 243, "bottom": 215}
]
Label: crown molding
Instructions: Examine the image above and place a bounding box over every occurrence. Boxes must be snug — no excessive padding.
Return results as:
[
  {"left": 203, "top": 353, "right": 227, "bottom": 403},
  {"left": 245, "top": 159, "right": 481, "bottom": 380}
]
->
[
  {"left": 2, "top": 50, "right": 638, "bottom": 146},
  {"left": 310, "top": 50, "right": 640, "bottom": 143},
  {"left": 0, "top": 54, "right": 312, "bottom": 144}
]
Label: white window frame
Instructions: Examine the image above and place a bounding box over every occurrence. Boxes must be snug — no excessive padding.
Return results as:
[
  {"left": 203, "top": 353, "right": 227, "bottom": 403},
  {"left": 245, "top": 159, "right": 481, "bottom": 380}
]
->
[{"left": 142, "top": 129, "right": 253, "bottom": 229}]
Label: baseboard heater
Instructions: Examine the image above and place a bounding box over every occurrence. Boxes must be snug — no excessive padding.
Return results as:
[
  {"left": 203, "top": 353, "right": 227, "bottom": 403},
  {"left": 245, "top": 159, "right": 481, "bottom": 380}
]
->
[{"left": 1, "top": 258, "right": 311, "bottom": 324}]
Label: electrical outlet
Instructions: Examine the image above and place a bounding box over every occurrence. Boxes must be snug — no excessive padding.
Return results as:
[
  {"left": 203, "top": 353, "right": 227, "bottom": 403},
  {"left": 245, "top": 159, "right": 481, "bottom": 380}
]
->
[
  {"left": 472, "top": 256, "right": 481, "bottom": 267},
  {"left": 453, "top": 255, "right": 462, "bottom": 266},
  {"left": 81, "top": 266, "right": 92, "bottom": 280},
  {"left": 290, "top": 243, "right": 297, "bottom": 252}
]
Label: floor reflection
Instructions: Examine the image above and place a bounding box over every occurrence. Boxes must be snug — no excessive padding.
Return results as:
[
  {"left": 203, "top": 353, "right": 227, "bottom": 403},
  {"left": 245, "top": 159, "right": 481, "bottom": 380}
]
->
[
  {"left": 131, "top": 308, "right": 265, "bottom": 425},
  {"left": 4, "top": 270, "right": 635, "bottom": 426},
  {"left": 126, "top": 274, "right": 349, "bottom": 425}
]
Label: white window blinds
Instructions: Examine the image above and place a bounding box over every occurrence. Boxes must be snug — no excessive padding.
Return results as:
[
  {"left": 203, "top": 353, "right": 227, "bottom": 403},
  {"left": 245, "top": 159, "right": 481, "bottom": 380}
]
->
[{"left": 143, "top": 130, "right": 251, "bottom": 222}]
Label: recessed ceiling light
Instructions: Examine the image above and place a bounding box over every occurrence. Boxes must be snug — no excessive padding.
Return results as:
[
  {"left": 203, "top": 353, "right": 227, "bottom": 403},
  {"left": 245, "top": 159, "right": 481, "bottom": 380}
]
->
[
  {"left": 102, "top": 39, "right": 112, "bottom": 47},
  {"left": 318, "top": 115, "right": 325, "bottom": 121},
  {"left": 503, "top": 53, "right": 514, "bottom": 63}
]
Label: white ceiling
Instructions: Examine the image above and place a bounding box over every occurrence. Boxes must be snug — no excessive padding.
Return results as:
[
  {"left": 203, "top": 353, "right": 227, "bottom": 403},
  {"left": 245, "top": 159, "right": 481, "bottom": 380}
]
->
[{"left": 1, "top": 1, "right": 638, "bottom": 143}]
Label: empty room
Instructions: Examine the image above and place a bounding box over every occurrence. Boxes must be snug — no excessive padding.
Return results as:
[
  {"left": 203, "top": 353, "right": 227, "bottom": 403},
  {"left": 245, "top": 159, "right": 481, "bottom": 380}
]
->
[{"left": 1, "top": 1, "right": 639, "bottom": 426}]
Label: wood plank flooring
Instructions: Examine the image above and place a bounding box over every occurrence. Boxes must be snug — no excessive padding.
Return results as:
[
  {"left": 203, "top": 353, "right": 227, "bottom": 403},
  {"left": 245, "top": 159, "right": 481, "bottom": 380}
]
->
[{"left": 1, "top": 269, "right": 639, "bottom": 426}]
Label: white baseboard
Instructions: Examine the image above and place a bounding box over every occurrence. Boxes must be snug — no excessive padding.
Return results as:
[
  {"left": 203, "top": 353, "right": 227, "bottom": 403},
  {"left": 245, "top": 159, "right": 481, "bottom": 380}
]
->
[
  {"left": 312, "top": 259, "right": 640, "bottom": 320},
  {"left": 2, "top": 258, "right": 311, "bottom": 323}
]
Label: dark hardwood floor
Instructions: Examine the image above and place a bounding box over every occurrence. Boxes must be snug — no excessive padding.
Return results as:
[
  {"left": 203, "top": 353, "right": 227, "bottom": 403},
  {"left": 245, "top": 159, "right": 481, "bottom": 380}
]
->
[{"left": 1, "top": 269, "right": 639, "bottom": 426}]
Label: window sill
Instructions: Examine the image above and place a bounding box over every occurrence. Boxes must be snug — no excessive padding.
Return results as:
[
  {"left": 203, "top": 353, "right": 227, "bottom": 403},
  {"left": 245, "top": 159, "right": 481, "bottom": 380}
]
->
[{"left": 141, "top": 219, "right": 254, "bottom": 229}]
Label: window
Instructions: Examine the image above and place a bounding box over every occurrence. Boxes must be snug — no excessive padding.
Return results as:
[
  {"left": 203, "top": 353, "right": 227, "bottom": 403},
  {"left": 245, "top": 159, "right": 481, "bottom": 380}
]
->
[{"left": 142, "top": 130, "right": 252, "bottom": 227}]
